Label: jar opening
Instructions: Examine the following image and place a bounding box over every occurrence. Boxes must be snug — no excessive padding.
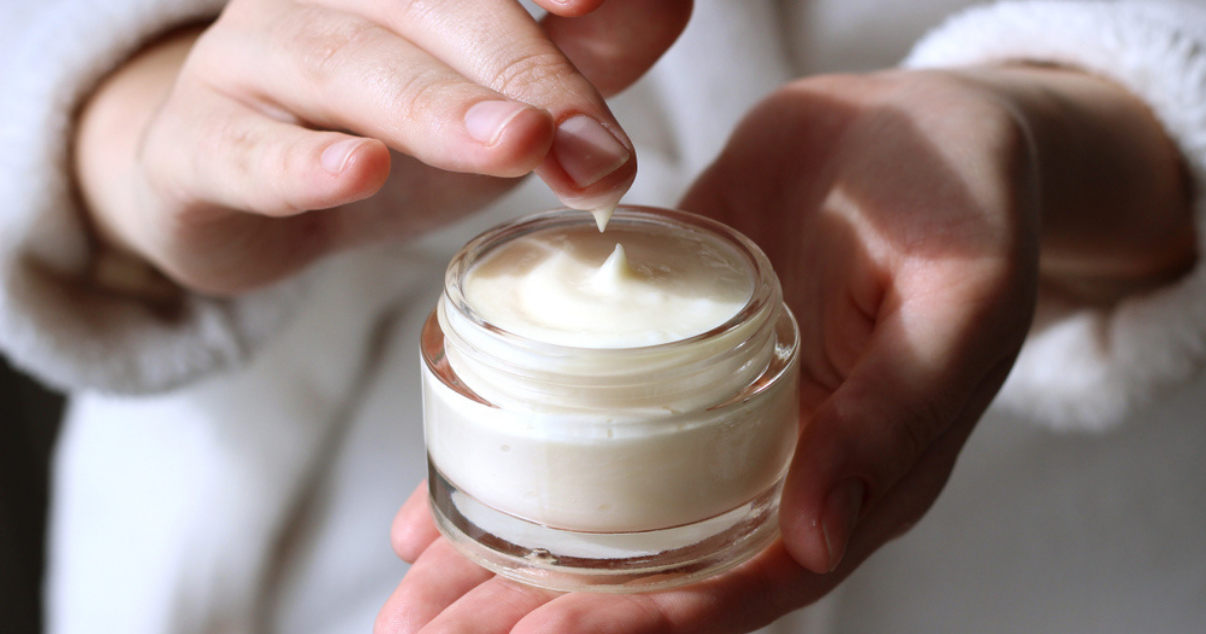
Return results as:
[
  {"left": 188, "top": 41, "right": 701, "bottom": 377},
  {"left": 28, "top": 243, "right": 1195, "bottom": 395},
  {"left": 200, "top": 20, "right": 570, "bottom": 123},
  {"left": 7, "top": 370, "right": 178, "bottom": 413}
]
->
[{"left": 437, "top": 206, "right": 786, "bottom": 411}]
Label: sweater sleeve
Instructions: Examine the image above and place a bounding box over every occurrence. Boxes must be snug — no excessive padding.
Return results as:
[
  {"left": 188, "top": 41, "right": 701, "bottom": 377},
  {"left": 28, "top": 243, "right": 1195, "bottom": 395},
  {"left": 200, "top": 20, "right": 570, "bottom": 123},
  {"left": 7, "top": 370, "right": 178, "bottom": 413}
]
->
[
  {"left": 903, "top": 0, "right": 1206, "bottom": 430},
  {"left": 0, "top": 0, "right": 309, "bottom": 395}
]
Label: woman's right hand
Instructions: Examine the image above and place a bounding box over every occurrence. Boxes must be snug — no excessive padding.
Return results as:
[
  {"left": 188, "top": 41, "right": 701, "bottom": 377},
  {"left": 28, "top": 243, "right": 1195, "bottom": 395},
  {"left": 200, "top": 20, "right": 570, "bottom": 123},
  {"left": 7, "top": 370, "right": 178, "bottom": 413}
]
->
[{"left": 74, "top": 0, "right": 692, "bottom": 295}]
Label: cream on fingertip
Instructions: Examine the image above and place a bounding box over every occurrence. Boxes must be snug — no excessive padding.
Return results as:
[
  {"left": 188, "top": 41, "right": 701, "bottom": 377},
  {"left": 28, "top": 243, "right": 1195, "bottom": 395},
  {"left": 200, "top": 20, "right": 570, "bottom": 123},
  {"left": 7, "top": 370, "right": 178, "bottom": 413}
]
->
[{"left": 591, "top": 204, "right": 615, "bottom": 231}]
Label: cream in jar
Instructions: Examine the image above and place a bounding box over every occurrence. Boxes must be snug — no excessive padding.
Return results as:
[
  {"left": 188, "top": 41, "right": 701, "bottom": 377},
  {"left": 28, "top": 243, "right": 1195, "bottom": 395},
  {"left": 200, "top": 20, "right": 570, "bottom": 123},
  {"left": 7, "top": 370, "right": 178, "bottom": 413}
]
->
[{"left": 422, "top": 206, "right": 799, "bottom": 592}]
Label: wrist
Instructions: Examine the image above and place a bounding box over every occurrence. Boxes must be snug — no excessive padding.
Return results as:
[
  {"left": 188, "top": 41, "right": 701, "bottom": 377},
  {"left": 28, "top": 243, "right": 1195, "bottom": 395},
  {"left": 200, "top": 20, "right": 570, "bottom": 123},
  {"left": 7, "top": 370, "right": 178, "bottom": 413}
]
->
[
  {"left": 957, "top": 65, "right": 1195, "bottom": 304},
  {"left": 73, "top": 27, "right": 203, "bottom": 292}
]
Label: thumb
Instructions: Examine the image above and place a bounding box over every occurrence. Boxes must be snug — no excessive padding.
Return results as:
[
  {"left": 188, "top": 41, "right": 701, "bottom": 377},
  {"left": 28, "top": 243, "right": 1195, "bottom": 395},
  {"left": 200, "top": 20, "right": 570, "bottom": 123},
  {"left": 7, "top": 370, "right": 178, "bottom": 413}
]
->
[
  {"left": 778, "top": 277, "right": 1029, "bottom": 574},
  {"left": 542, "top": 0, "right": 694, "bottom": 98}
]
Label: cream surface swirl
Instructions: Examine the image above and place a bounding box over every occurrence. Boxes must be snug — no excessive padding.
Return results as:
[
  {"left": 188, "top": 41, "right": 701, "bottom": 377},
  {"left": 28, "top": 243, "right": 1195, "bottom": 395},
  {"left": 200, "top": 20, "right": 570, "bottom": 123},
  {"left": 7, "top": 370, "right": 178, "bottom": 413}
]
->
[{"left": 462, "top": 224, "right": 753, "bottom": 349}]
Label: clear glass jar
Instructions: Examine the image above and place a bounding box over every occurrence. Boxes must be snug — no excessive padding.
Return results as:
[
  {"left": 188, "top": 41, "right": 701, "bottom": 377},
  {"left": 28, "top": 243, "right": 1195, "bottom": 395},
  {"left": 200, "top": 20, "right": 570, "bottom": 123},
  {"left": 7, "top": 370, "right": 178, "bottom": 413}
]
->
[{"left": 421, "top": 206, "right": 799, "bottom": 592}]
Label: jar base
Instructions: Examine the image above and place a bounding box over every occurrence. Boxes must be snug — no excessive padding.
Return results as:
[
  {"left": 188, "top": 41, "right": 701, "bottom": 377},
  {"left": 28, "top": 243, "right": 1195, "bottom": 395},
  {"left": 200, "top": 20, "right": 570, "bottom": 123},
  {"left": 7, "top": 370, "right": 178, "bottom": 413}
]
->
[{"left": 428, "top": 458, "right": 782, "bottom": 593}]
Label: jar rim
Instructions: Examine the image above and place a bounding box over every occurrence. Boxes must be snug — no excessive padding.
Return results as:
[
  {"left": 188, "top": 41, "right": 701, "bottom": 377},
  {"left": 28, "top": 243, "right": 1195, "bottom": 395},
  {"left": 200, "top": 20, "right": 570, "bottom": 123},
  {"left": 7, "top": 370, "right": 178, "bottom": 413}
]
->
[{"left": 441, "top": 205, "right": 781, "bottom": 359}]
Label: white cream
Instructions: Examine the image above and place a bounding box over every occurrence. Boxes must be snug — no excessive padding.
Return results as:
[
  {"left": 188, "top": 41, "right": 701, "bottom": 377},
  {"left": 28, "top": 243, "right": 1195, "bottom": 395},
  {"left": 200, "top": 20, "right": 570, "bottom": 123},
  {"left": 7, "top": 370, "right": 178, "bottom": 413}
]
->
[
  {"left": 461, "top": 225, "right": 751, "bottom": 349},
  {"left": 591, "top": 205, "right": 615, "bottom": 232},
  {"left": 425, "top": 209, "right": 799, "bottom": 534},
  {"left": 424, "top": 363, "right": 797, "bottom": 531}
]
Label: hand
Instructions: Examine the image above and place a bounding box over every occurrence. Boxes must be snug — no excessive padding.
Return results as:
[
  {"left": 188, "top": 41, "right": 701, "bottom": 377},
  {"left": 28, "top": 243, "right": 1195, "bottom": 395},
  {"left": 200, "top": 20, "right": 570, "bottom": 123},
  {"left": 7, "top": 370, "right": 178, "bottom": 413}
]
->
[
  {"left": 683, "top": 65, "right": 1192, "bottom": 579},
  {"left": 375, "top": 67, "right": 1193, "bottom": 633},
  {"left": 74, "top": 0, "right": 692, "bottom": 294},
  {"left": 376, "top": 483, "right": 840, "bottom": 634}
]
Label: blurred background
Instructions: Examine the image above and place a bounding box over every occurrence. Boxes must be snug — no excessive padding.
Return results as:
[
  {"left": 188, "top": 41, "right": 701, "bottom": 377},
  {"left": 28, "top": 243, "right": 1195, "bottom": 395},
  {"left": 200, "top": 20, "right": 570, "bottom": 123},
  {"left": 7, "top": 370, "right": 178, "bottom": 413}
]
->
[{"left": 1, "top": 357, "right": 64, "bottom": 634}]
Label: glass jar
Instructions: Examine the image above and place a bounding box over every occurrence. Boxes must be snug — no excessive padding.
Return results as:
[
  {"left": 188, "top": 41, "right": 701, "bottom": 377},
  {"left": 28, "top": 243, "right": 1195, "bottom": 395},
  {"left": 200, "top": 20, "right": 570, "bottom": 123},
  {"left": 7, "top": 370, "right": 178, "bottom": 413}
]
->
[{"left": 421, "top": 205, "right": 800, "bottom": 592}]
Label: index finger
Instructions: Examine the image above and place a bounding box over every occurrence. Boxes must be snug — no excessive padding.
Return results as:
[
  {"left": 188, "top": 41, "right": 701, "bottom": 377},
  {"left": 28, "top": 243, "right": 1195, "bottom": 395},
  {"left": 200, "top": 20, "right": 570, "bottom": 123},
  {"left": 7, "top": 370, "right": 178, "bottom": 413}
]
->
[{"left": 312, "top": 0, "right": 636, "bottom": 211}]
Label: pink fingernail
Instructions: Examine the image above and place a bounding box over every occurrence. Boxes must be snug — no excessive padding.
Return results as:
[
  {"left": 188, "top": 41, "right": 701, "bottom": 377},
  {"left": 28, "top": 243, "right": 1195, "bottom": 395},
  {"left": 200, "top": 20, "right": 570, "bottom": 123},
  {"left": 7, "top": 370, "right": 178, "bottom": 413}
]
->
[
  {"left": 465, "top": 100, "right": 531, "bottom": 146},
  {"left": 821, "top": 479, "right": 865, "bottom": 572},
  {"left": 553, "top": 115, "right": 630, "bottom": 188},
  {"left": 321, "top": 138, "right": 362, "bottom": 174}
]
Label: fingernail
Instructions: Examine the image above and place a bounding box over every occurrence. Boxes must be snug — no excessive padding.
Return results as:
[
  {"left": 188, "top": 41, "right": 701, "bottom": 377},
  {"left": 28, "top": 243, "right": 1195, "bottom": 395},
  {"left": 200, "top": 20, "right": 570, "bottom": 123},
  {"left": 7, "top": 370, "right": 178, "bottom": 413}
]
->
[
  {"left": 553, "top": 115, "right": 630, "bottom": 188},
  {"left": 465, "top": 100, "right": 531, "bottom": 146},
  {"left": 822, "top": 479, "right": 865, "bottom": 572},
  {"left": 321, "top": 138, "right": 362, "bottom": 174}
]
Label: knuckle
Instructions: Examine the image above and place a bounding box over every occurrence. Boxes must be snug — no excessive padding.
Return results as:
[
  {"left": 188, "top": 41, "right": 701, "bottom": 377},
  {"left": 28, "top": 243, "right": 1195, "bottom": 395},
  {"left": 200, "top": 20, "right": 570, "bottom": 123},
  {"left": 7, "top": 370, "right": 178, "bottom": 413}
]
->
[
  {"left": 269, "top": 149, "right": 312, "bottom": 215},
  {"left": 139, "top": 96, "right": 192, "bottom": 196},
  {"left": 290, "top": 9, "right": 379, "bottom": 86},
  {"left": 202, "top": 115, "right": 256, "bottom": 182},
  {"left": 388, "top": 68, "right": 466, "bottom": 122},
  {"left": 487, "top": 47, "right": 576, "bottom": 99},
  {"left": 891, "top": 395, "right": 947, "bottom": 469},
  {"left": 195, "top": 113, "right": 305, "bottom": 215}
]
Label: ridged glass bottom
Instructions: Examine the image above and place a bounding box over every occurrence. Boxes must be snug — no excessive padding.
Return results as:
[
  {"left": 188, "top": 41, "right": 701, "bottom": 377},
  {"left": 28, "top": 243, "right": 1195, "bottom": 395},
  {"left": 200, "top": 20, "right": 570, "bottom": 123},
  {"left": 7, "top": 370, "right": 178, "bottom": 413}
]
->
[{"left": 428, "top": 457, "right": 782, "bottom": 593}]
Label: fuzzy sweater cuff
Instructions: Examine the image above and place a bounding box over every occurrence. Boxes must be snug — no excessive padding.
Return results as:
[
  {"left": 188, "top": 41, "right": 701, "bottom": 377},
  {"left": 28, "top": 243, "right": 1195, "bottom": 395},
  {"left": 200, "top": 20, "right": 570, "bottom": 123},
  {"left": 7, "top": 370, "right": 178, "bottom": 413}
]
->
[
  {"left": 905, "top": 1, "right": 1206, "bottom": 429},
  {"left": 0, "top": 0, "right": 308, "bottom": 394}
]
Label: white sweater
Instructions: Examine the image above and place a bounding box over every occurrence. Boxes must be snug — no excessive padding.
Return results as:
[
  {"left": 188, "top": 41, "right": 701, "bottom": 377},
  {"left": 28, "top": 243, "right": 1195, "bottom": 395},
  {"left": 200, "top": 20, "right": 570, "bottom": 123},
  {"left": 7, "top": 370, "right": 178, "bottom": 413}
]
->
[{"left": 3, "top": 1, "right": 1206, "bottom": 632}]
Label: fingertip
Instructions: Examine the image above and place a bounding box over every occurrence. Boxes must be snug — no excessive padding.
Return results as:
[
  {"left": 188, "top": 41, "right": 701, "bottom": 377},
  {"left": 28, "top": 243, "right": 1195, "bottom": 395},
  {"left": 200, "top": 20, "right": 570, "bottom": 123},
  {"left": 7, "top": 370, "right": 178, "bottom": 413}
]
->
[
  {"left": 818, "top": 479, "right": 864, "bottom": 572},
  {"left": 536, "top": 115, "right": 636, "bottom": 211},
  {"left": 778, "top": 421, "right": 853, "bottom": 575},
  {"left": 532, "top": 0, "right": 609, "bottom": 18},
  {"left": 552, "top": 167, "right": 635, "bottom": 214},
  {"left": 259, "top": 134, "right": 390, "bottom": 219},
  {"left": 317, "top": 136, "right": 391, "bottom": 208},
  {"left": 466, "top": 101, "right": 556, "bottom": 177},
  {"left": 778, "top": 492, "right": 834, "bottom": 575},
  {"left": 553, "top": 115, "right": 632, "bottom": 188},
  {"left": 320, "top": 137, "right": 363, "bottom": 175},
  {"left": 391, "top": 482, "right": 440, "bottom": 564}
]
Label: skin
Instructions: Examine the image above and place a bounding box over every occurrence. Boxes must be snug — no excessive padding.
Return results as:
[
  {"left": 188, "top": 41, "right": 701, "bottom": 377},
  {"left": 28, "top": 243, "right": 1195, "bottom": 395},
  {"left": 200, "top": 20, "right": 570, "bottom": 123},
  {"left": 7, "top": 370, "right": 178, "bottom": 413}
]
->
[
  {"left": 73, "top": 2, "right": 1195, "bottom": 632},
  {"left": 378, "top": 67, "right": 1195, "bottom": 633},
  {"left": 75, "top": 0, "right": 694, "bottom": 294}
]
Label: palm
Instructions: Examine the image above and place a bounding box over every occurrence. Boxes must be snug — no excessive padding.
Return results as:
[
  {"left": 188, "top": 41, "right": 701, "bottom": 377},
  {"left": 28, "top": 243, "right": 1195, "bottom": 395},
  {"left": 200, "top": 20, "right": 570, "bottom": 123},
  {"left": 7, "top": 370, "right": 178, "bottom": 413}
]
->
[
  {"left": 378, "top": 71, "right": 1044, "bottom": 634},
  {"left": 686, "top": 72, "right": 1035, "bottom": 412},
  {"left": 682, "top": 71, "right": 1040, "bottom": 574},
  {"left": 377, "top": 486, "right": 838, "bottom": 634}
]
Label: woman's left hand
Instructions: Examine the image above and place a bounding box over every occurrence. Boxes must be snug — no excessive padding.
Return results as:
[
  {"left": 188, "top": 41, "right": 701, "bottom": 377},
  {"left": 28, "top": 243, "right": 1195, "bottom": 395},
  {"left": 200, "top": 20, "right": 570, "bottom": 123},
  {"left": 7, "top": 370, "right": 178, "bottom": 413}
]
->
[{"left": 376, "top": 66, "right": 1193, "bottom": 634}]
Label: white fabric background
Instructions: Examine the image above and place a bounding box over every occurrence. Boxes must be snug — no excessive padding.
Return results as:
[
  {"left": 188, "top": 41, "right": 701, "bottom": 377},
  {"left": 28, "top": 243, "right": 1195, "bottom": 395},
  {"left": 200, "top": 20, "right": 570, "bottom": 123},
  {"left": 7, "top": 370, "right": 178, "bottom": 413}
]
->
[{"left": 1, "top": 0, "right": 1204, "bottom": 632}]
